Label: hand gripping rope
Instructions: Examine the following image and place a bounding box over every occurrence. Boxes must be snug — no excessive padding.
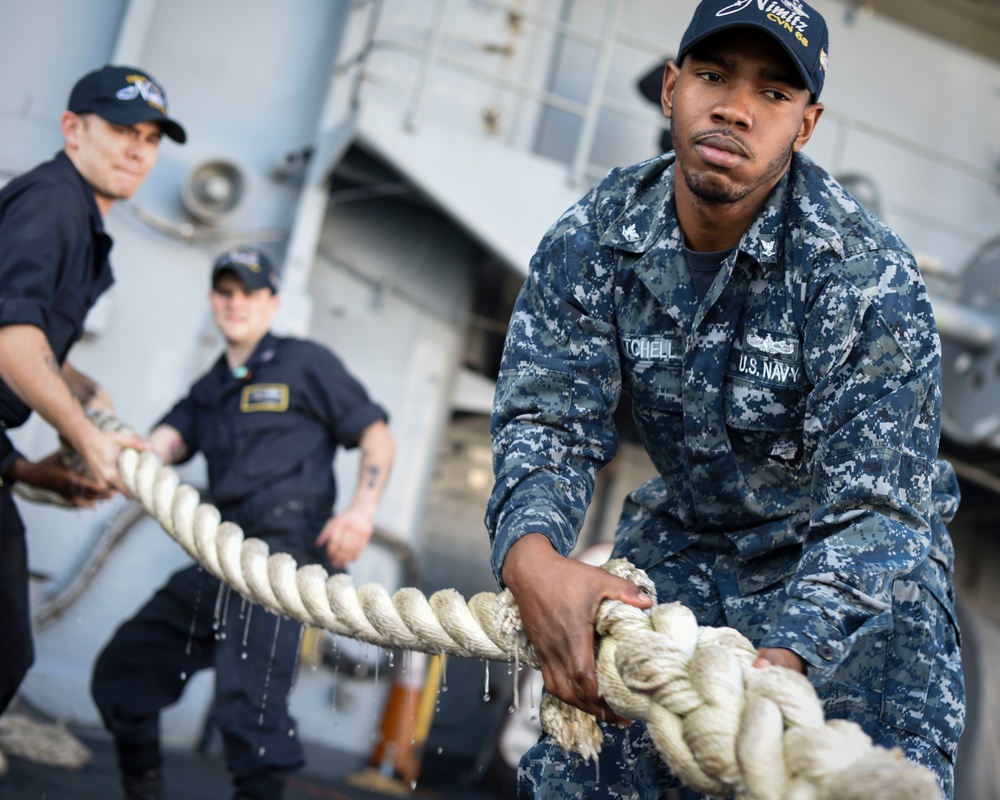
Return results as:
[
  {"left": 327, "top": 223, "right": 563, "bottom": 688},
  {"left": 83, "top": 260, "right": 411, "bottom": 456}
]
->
[{"left": 85, "top": 414, "right": 946, "bottom": 799}]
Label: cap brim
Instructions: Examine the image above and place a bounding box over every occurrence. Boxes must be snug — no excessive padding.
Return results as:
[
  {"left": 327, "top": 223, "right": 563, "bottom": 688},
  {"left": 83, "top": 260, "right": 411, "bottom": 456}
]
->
[
  {"left": 92, "top": 105, "right": 187, "bottom": 144},
  {"left": 212, "top": 266, "right": 276, "bottom": 294},
  {"left": 159, "top": 119, "right": 187, "bottom": 144}
]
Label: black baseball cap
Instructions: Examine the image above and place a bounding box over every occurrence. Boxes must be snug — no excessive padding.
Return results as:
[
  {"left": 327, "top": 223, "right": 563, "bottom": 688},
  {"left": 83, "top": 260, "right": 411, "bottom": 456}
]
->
[
  {"left": 211, "top": 247, "right": 280, "bottom": 294},
  {"left": 68, "top": 65, "right": 187, "bottom": 143},
  {"left": 678, "top": 0, "right": 829, "bottom": 101}
]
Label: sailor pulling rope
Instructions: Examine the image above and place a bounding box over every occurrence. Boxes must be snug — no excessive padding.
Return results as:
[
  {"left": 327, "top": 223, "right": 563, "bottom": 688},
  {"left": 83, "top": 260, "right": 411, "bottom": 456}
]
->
[{"left": 48, "top": 410, "right": 938, "bottom": 800}]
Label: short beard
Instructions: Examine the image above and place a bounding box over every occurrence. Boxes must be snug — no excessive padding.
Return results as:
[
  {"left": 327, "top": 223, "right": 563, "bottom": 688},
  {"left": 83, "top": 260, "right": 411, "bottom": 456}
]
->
[
  {"left": 681, "top": 138, "right": 795, "bottom": 206},
  {"left": 681, "top": 163, "right": 751, "bottom": 205}
]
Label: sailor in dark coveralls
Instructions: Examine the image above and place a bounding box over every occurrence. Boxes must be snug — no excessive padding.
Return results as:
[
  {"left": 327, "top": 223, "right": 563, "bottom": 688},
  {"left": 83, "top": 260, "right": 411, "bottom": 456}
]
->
[
  {"left": 92, "top": 246, "right": 396, "bottom": 800},
  {"left": 0, "top": 64, "right": 185, "bottom": 717}
]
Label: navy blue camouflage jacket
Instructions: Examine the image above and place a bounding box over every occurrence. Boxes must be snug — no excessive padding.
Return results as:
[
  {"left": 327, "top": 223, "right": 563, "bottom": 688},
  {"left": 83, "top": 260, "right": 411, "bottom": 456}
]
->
[{"left": 486, "top": 151, "right": 956, "bottom": 676}]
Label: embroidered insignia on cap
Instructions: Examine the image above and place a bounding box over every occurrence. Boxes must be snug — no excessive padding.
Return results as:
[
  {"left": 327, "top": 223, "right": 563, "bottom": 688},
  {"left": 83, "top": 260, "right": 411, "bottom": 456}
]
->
[
  {"left": 115, "top": 74, "right": 168, "bottom": 114},
  {"left": 222, "top": 250, "right": 263, "bottom": 272}
]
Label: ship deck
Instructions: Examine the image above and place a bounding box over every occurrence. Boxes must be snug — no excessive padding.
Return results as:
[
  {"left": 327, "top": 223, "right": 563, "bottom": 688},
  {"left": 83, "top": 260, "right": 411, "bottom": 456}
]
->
[{"left": 1, "top": 720, "right": 506, "bottom": 800}]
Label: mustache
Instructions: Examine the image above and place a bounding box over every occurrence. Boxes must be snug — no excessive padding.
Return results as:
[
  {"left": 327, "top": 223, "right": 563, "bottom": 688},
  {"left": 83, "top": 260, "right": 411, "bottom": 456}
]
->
[{"left": 692, "top": 128, "right": 752, "bottom": 159}]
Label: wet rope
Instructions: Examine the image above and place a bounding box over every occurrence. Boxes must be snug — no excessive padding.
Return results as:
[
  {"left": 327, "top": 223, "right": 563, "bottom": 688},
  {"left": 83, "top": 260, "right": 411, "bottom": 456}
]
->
[
  {"left": 0, "top": 711, "right": 91, "bottom": 771},
  {"left": 60, "top": 413, "right": 945, "bottom": 799}
]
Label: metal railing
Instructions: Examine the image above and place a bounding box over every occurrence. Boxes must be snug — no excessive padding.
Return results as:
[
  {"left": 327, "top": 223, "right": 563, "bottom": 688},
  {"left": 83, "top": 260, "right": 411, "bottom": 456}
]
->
[{"left": 336, "top": 0, "right": 1000, "bottom": 234}]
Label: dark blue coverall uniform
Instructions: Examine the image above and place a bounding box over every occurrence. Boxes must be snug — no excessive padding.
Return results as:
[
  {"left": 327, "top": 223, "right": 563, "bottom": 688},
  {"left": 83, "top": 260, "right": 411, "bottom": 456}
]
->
[
  {"left": 91, "top": 331, "right": 387, "bottom": 799},
  {"left": 0, "top": 152, "right": 115, "bottom": 714}
]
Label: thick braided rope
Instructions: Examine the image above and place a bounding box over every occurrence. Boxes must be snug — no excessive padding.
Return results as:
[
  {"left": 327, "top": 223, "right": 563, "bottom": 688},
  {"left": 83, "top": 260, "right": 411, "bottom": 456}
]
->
[{"left": 85, "top": 410, "right": 940, "bottom": 800}]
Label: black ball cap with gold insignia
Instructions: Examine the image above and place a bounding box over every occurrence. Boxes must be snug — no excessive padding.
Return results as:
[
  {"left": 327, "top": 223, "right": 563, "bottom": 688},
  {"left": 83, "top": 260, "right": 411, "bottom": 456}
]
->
[
  {"left": 678, "top": 0, "right": 829, "bottom": 101},
  {"left": 68, "top": 64, "right": 187, "bottom": 143},
  {"left": 212, "top": 246, "right": 281, "bottom": 294}
]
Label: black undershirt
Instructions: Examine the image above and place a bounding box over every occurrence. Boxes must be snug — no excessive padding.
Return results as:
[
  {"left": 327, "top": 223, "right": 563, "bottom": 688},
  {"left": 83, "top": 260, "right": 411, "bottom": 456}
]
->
[{"left": 684, "top": 245, "right": 733, "bottom": 301}]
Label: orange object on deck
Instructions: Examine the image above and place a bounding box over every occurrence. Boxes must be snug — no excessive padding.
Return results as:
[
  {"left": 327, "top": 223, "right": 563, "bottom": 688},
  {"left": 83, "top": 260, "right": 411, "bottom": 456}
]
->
[{"left": 370, "top": 652, "right": 444, "bottom": 787}]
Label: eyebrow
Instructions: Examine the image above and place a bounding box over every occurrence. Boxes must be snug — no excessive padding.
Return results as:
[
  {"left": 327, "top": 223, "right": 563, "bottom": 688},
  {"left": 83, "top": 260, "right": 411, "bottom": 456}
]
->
[
  {"left": 688, "top": 51, "right": 803, "bottom": 90},
  {"left": 758, "top": 65, "right": 802, "bottom": 88}
]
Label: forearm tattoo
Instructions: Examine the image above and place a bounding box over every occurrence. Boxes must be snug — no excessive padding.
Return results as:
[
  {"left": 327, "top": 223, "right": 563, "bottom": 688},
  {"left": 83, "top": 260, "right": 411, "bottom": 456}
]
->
[{"left": 362, "top": 458, "right": 381, "bottom": 489}]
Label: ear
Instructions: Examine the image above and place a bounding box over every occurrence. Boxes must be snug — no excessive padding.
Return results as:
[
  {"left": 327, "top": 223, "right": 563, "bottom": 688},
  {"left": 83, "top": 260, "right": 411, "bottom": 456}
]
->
[
  {"left": 661, "top": 61, "right": 681, "bottom": 119},
  {"left": 60, "top": 111, "right": 81, "bottom": 149},
  {"left": 793, "top": 102, "right": 824, "bottom": 152}
]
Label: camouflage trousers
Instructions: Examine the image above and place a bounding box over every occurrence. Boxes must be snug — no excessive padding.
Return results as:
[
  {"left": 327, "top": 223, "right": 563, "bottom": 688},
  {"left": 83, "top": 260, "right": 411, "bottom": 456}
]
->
[{"left": 517, "top": 540, "right": 963, "bottom": 799}]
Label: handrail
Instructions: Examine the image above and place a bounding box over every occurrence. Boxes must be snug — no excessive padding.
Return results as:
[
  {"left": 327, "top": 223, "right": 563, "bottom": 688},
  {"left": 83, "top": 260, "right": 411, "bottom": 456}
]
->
[{"left": 333, "top": 0, "right": 999, "bottom": 239}]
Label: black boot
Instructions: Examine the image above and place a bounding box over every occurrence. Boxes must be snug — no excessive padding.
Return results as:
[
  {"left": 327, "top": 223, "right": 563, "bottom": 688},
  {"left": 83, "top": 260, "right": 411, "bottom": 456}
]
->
[{"left": 121, "top": 767, "right": 165, "bottom": 800}]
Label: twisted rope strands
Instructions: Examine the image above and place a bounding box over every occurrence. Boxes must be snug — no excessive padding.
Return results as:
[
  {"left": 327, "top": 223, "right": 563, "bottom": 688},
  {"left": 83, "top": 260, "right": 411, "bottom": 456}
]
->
[
  {"left": 81, "top": 409, "right": 940, "bottom": 800},
  {"left": 119, "top": 446, "right": 525, "bottom": 662}
]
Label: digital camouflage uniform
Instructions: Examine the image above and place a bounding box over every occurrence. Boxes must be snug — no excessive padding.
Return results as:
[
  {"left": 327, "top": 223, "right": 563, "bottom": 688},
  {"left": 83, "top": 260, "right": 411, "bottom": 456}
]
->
[{"left": 486, "top": 151, "right": 965, "bottom": 799}]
